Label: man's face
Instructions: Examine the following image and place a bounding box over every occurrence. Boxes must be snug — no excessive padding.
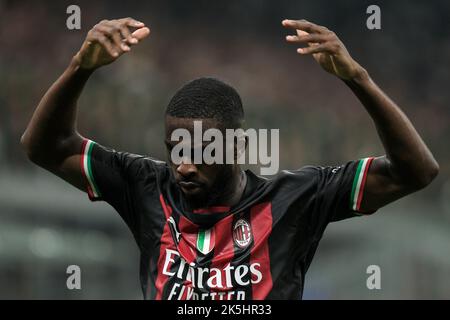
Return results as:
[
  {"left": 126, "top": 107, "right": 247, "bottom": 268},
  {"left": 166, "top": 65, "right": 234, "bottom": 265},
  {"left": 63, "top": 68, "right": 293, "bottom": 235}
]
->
[{"left": 165, "top": 116, "right": 233, "bottom": 207}]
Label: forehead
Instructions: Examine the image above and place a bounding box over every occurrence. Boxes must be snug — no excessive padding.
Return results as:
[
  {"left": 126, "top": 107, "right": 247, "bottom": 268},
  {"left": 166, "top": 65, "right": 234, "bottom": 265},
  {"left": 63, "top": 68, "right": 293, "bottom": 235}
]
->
[{"left": 165, "top": 116, "right": 223, "bottom": 134}]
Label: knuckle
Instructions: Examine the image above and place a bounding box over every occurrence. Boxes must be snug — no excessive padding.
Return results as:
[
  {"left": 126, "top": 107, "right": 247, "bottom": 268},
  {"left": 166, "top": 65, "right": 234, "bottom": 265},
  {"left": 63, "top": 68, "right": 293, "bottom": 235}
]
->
[
  {"left": 300, "top": 36, "right": 310, "bottom": 42},
  {"left": 326, "top": 32, "right": 336, "bottom": 41},
  {"left": 98, "top": 34, "right": 107, "bottom": 42},
  {"left": 94, "top": 24, "right": 108, "bottom": 34},
  {"left": 96, "top": 20, "right": 108, "bottom": 28},
  {"left": 331, "top": 41, "right": 340, "bottom": 51},
  {"left": 100, "top": 27, "right": 112, "bottom": 35},
  {"left": 90, "top": 31, "right": 102, "bottom": 41}
]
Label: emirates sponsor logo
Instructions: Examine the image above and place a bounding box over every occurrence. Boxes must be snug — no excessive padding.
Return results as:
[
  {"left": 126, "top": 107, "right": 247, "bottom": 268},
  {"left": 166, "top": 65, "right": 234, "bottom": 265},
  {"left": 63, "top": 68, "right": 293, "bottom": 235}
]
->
[
  {"left": 162, "top": 249, "right": 263, "bottom": 300},
  {"left": 233, "top": 218, "right": 252, "bottom": 249}
]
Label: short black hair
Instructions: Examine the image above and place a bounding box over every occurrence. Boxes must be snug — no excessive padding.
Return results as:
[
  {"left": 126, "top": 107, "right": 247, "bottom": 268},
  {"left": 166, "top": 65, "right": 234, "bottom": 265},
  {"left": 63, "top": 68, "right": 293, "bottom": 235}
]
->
[{"left": 166, "top": 77, "right": 244, "bottom": 128}]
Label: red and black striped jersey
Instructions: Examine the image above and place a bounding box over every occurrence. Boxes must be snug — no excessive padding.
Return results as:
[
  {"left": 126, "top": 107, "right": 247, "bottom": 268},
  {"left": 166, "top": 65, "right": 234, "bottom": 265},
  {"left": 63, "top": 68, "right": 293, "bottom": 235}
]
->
[{"left": 81, "top": 139, "right": 375, "bottom": 300}]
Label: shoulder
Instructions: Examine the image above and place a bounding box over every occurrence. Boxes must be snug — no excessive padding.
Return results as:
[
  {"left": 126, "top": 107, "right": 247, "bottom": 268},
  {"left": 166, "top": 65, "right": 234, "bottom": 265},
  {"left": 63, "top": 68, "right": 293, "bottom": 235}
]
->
[
  {"left": 124, "top": 154, "right": 169, "bottom": 179},
  {"left": 250, "top": 166, "right": 322, "bottom": 195},
  {"left": 270, "top": 165, "right": 323, "bottom": 183},
  {"left": 90, "top": 141, "right": 170, "bottom": 179}
]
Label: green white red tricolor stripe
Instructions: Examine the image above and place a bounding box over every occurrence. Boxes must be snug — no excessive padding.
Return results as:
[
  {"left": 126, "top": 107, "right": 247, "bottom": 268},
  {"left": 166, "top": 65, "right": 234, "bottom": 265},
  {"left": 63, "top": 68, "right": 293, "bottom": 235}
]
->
[
  {"left": 81, "top": 139, "right": 101, "bottom": 199},
  {"left": 350, "top": 157, "right": 374, "bottom": 212},
  {"left": 197, "top": 229, "right": 213, "bottom": 254}
]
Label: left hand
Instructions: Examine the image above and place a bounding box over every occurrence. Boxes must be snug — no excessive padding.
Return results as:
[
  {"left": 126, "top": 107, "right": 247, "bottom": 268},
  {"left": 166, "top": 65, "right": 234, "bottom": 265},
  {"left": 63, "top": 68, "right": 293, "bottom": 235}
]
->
[{"left": 282, "top": 19, "right": 364, "bottom": 80}]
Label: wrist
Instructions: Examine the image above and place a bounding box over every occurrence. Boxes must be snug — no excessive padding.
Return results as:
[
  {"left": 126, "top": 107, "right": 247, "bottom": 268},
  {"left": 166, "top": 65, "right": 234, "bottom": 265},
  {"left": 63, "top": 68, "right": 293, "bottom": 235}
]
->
[
  {"left": 347, "top": 66, "right": 370, "bottom": 85},
  {"left": 69, "top": 54, "right": 95, "bottom": 77}
]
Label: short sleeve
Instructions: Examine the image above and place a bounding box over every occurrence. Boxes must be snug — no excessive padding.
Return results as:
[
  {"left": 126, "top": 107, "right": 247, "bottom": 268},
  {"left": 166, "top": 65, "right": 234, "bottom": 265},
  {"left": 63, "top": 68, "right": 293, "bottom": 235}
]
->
[
  {"left": 300, "top": 157, "right": 375, "bottom": 242},
  {"left": 315, "top": 157, "right": 375, "bottom": 222},
  {"left": 80, "top": 139, "right": 149, "bottom": 233}
]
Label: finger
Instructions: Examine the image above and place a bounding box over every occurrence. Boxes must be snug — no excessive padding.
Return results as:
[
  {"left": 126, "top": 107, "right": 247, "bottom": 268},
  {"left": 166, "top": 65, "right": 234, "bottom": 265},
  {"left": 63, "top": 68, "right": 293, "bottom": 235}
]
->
[
  {"left": 113, "top": 32, "right": 130, "bottom": 52},
  {"left": 131, "top": 27, "right": 151, "bottom": 41},
  {"left": 121, "top": 17, "right": 145, "bottom": 28},
  {"left": 286, "top": 33, "right": 328, "bottom": 44},
  {"left": 99, "top": 21, "right": 129, "bottom": 50},
  {"left": 282, "top": 19, "right": 327, "bottom": 34},
  {"left": 96, "top": 24, "right": 129, "bottom": 52},
  {"left": 296, "top": 30, "right": 309, "bottom": 37},
  {"left": 118, "top": 24, "right": 138, "bottom": 45},
  {"left": 95, "top": 24, "right": 115, "bottom": 36},
  {"left": 119, "top": 18, "right": 145, "bottom": 45},
  {"left": 297, "top": 43, "right": 334, "bottom": 55},
  {"left": 109, "top": 22, "right": 131, "bottom": 52},
  {"left": 92, "top": 32, "right": 119, "bottom": 57}
]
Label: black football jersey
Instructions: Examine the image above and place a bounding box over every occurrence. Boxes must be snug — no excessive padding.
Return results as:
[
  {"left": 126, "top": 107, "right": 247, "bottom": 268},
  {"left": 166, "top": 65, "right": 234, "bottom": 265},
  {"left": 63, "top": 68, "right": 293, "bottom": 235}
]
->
[{"left": 80, "top": 139, "right": 375, "bottom": 300}]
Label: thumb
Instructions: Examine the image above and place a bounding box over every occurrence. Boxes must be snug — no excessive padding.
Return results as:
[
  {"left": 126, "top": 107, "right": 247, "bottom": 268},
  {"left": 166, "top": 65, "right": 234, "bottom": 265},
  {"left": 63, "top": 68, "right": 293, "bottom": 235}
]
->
[{"left": 132, "top": 27, "right": 151, "bottom": 41}]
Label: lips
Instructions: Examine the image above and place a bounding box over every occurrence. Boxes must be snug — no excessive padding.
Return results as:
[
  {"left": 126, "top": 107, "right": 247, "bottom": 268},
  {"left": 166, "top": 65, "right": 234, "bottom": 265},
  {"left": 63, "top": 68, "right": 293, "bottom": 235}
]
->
[{"left": 178, "top": 181, "right": 202, "bottom": 190}]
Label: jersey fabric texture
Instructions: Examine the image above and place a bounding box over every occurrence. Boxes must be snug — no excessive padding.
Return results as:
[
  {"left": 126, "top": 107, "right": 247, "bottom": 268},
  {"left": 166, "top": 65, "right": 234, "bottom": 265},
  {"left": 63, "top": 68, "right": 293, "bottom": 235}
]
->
[{"left": 80, "top": 139, "right": 375, "bottom": 300}]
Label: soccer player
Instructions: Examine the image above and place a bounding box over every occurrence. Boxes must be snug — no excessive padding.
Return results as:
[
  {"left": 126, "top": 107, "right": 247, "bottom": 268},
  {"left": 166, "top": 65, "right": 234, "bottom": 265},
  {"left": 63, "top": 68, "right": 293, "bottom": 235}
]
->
[{"left": 21, "top": 18, "right": 438, "bottom": 299}]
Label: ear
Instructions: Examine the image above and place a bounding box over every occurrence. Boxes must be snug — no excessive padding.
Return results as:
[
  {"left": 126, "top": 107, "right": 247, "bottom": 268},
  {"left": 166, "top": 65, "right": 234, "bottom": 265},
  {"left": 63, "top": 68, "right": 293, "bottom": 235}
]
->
[{"left": 234, "top": 133, "right": 248, "bottom": 161}]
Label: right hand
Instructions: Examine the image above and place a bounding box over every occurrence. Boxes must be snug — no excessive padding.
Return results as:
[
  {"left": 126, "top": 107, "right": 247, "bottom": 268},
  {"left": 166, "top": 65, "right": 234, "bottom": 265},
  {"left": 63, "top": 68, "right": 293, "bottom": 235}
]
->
[{"left": 74, "top": 18, "right": 151, "bottom": 70}]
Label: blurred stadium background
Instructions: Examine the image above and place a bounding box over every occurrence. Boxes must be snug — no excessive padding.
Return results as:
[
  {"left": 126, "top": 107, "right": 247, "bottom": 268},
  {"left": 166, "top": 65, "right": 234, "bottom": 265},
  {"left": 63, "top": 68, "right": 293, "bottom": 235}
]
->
[{"left": 0, "top": 0, "right": 449, "bottom": 299}]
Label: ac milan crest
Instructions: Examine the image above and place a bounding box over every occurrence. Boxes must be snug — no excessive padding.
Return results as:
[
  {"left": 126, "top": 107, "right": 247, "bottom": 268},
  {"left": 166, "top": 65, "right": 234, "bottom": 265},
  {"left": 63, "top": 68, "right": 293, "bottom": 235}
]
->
[{"left": 233, "top": 218, "right": 252, "bottom": 248}]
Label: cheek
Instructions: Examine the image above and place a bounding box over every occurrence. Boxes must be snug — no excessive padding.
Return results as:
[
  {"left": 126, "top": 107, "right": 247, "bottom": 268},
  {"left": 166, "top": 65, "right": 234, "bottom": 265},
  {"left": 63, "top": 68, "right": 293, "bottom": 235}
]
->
[{"left": 197, "top": 165, "right": 220, "bottom": 184}]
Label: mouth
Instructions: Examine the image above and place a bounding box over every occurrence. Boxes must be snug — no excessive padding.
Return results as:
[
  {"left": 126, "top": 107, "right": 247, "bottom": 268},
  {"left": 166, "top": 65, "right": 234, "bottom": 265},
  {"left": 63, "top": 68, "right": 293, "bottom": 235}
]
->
[{"left": 178, "top": 181, "right": 202, "bottom": 192}]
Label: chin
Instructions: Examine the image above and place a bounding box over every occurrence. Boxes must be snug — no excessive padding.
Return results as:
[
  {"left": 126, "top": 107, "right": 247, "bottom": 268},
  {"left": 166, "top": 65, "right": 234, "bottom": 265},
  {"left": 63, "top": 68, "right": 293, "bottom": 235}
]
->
[
  {"left": 182, "top": 188, "right": 206, "bottom": 200},
  {"left": 184, "top": 191, "right": 213, "bottom": 208}
]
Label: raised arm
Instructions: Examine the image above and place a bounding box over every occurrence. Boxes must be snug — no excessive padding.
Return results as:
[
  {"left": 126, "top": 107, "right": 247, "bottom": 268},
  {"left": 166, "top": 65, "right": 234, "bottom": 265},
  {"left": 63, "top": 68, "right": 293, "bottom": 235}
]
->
[
  {"left": 282, "top": 19, "right": 439, "bottom": 212},
  {"left": 21, "top": 18, "right": 150, "bottom": 191}
]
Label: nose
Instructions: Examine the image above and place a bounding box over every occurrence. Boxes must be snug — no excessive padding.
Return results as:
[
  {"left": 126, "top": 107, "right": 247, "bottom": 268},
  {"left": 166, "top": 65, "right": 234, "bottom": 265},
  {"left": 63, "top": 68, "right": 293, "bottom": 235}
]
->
[{"left": 176, "top": 160, "right": 198, "bottom": 180}]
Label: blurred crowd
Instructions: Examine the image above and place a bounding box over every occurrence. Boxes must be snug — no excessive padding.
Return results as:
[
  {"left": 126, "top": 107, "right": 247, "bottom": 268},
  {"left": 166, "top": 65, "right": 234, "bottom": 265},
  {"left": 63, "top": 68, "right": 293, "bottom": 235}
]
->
[
  {"left": 0, "top": 0, "right": 449, "bottom": 300},
  {"left": 0, "top": 0, "right": 448, "bottom": 200}
]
